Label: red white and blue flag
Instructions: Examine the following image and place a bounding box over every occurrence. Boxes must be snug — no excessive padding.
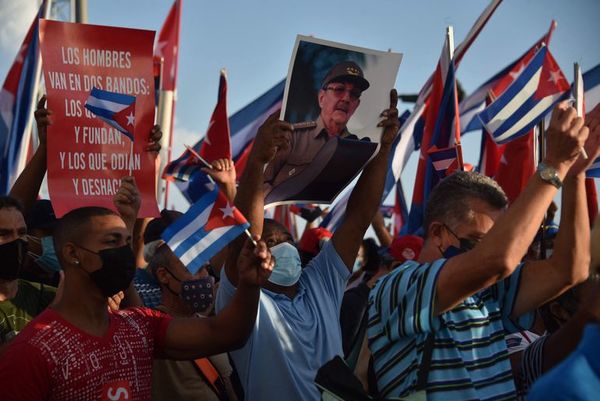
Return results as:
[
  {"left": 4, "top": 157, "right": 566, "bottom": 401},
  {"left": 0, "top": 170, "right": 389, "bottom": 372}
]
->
[
  {"left": 162, "top": 187, "right": 250, "bottom": 273},
  {"left": 407, "top": 31, "right": 462, "bottom": 233},
  {"left": 383, "top": 0, "right": 503, "bottom": 205},
  {"left": 84, "top": 87, "right": 136, "bottom": 141},
  {"left": 582, "top": 63, "right": 600, "bottom": 178},
  {"left": 428, "top": 145, "right": 462, "bottom": 180},
  {"left": 478, "top": 45, "right": 570, "bottom": 145},
  {"left": 459, "top": 20, "right": 556, "bottom": 137},
  {"left": 163, "top": 70, "right": 230, "bottom": 183},
  {"left": 175, "top": 79, "right": 284, "bottom": 203},
  {"left": 0, "top": 2, "right": 45, "bottom": 194}
]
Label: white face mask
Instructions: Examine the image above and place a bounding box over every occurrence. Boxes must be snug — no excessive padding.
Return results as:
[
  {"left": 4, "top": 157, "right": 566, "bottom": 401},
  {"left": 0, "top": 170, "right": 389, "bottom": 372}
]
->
[{"left": 268, "top": 242, "right": 302, "bottom": 287}]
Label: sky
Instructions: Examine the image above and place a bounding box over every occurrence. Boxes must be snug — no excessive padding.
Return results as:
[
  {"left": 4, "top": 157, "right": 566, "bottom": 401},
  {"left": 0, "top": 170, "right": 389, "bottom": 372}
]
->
[{"left": 0, "top": 0, "right": 599, "bottom": 215}]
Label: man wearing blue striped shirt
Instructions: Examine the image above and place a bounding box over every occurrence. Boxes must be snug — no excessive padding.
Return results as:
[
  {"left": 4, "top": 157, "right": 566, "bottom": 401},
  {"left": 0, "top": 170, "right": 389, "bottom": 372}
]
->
[{"left": 368, "top": 102, "right": 599, "bottom": 400}]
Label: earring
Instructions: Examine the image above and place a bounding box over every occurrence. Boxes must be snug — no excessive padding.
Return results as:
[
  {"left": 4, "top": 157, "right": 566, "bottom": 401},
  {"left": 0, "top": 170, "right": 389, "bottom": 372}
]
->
[{"left": 73, "top": 260, "right": 80, "bottom": 265}]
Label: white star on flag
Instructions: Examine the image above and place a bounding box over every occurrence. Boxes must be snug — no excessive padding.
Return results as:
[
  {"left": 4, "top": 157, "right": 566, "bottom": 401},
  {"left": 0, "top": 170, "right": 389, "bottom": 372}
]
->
[
  {"left": 126, "top": 112, "right": 135, "bottom": 126},
  {"left": 155, "top": 41, "right": 167, "bottom": 57},
  {"left": 509, "top": 64, "right": 524, "bottom": 80},
  {"left": 220, "top": 202, "right": 235, "bottom": 219},
  {"left": 548, "top": 69, "right": 563, "bottom": 85}
]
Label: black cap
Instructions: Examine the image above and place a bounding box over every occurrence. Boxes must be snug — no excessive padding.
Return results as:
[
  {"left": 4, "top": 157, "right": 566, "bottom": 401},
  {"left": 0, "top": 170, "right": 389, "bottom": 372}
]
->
[
  {"left": 26, "top": 200, "right": 57, "bottom": 231},
  {"left": 143, "top": 209, "right": 183, "bottom": 244},
  {"left": 321, "top": 61, "right": 370, "bottom": 92}
]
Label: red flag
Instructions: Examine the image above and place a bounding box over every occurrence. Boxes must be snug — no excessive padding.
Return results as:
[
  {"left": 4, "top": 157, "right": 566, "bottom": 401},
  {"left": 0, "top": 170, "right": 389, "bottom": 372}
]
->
[
  {"left": 199, "top": 71, "right": 231, "bottom": 162},
  {"left": 495, "top": 133, "right": 536, "bottom": 203},
  {"left": 154, "top": 0, "right": 181, "bottom": 91}
]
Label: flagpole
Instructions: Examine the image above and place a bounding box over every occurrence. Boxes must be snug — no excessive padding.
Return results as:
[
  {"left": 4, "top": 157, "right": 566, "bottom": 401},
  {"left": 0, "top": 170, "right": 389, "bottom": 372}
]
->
[
  {"left": 537, "top": 118, "right": 547, "bottom": 259},
  {"left": 574, "top": 62, "right": 588, "bottom": 159},
  {"left": 446, "top": 25, "right": 465, "bottom": 172},
  {"left": 15, "top": 0, "right": 53, "bottom": 185}
]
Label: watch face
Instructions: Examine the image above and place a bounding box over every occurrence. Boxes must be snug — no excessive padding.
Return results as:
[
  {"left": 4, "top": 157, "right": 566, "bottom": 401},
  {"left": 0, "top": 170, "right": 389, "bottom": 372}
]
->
[{"left": 540, "top": 169, "right": 553, "bottom": 180}]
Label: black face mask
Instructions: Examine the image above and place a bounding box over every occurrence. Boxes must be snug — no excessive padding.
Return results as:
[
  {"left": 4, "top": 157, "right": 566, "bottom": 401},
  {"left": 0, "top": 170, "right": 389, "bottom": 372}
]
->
[
  {"left": 77, "top": 244, "right": 136, "bottom": 297},
  {"left": 0, "top": 238, "right": 27, "bottom": 281},
  {"left": 441, "top": 224, "right": 479, "bottom": 259}
]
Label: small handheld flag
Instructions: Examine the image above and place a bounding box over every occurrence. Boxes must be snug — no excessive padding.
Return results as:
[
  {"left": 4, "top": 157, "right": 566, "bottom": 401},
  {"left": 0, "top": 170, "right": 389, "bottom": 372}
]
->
[
  {"left": 85, "top": 87, "right": 136, "bottom": 141},
  {"left": 162, "top": 187, "right": 250, "bottom": 273},
  {"left": 477, "top": 45, "right": 570, "bottom": 145}
]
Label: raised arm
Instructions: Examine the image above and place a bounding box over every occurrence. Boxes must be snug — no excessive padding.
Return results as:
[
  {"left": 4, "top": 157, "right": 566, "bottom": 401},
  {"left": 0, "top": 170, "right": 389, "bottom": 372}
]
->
[
  {"left": 224, "top": 113, "right": 292, "bottom": 286},
  {"left": 434, "top": 103, "right": 589, "bottom": 315},
  {"left": 163, "top": 236, "right": 273, "bottom": 358},
  {"left": 332, "top": 89, "right": 399, "bottom": 270},
  {"left": 9, "top": 96, "right": 50, "bottom": 214},
  {"left": 511, "top": 103, "right": 600, "bottom": 317}
]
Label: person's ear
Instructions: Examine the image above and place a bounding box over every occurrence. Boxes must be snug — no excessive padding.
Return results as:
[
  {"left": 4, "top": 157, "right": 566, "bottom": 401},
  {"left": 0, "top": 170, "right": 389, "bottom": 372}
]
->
[
  {"left": 63, "top": 242, "right": 80, "bottom": 267},
  {"left": 428, "top": 222, "right": 445, "bottom": 248},
  {"left": 318, "top": 89, "right": 326, "bottom": 108}
]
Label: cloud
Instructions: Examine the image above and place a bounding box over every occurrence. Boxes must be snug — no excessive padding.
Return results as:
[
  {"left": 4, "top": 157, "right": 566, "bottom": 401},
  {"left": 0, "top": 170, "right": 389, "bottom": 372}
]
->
[{"left": 0, "top": 0, "right": 38, "bottom": 78}]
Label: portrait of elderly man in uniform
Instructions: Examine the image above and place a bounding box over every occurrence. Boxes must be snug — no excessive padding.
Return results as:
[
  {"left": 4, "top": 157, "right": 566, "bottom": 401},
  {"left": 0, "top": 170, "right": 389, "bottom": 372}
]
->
[{"left": 263, "top": 61, "right": 372, "bottom": 195}]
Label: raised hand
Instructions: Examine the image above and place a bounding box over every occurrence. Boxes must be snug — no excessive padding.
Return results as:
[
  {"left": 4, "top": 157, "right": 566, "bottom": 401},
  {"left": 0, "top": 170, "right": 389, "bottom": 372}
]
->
[
  {"left": 145, "top": 125, "right": 162, "bottom": 154},
  {"left": 252, "top": 111, "right": 293, "bottom": 164},
  {"left": 545, "top": 102, "right": 589, "bottom": 175},
  {"left": 113, "top": 176, "right": 141, "bottom": 231},
  {"left": 201, "top": 158, "right": 236, "bottom": 186},
  {"left": 34, "top": 95, "right": 52, "bottom": 147},
  {"left": 568, "top": 103, "right": 600, "bottom": 177},
  {"left": 377, "top": 89, "right": 400, "bottom": 147},
  {"left": 237, "top": 235, "right": 274, "bottom": 287}
]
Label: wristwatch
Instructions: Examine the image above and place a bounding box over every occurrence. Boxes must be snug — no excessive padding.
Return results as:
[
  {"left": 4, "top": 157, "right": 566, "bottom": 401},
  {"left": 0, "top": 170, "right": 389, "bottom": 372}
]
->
[{"left": 537, "top": 163, "right": 562, "bottom": 189}]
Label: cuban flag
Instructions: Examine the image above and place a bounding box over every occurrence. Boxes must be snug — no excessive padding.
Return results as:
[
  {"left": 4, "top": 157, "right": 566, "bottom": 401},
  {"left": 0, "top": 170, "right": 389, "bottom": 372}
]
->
[
  {"left": 428, "top": 145, "right": 461, "bottom": 180},
  {"left": 459, "top": 20, "right": 556, "bottom": 137},
  {"left": 84, "top": 87, "right": 136, "bottom": 141},
  {"left": 162, "top": 187, "right": 250, "bottom": 274},
  {"left": 0, "top": 2, "right": 45, "bottom": 194},
  {"left": 478, "top": 45, "right": 570, "bottom": 145},
  {"left": 175, "top": 79, "right": 284, "bottom": 203},
  {"left": 381, "top": 0, "right": 503, "bottom": 204},
  {"left": 164, "top": 70, "right": 230, "bottom": 183},
  {"left": 583, "top": 63, "right": 600, "bottom": 178},
  {"left": 407, "top": 32, "right": 462, "bottom": 233},
  {"left": 319, "top": 189, "right": 351, "bottom": 232}
]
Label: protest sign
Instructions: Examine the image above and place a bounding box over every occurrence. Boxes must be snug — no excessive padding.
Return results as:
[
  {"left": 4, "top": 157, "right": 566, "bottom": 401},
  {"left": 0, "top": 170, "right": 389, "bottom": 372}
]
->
[
  {"left": 39, "top": 19, "right": 159, "bottom": 217},
  {"left": 264, "top": 35, "right": 402, "bottom": 207}
]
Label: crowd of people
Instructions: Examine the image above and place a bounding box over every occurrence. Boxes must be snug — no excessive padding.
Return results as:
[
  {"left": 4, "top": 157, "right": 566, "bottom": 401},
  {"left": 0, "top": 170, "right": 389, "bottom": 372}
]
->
[{"left": 0, "top": 77, "right": 599, "bottom": 401}]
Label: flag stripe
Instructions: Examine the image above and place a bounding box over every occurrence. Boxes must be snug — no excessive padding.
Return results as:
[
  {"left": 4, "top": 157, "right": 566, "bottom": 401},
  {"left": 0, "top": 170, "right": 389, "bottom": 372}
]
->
[{"left": 89, "top": 87, "right": 135, "bottom": 106}]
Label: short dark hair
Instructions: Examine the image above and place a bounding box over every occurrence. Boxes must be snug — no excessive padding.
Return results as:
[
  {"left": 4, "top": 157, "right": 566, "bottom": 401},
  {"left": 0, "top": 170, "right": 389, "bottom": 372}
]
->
[
  {"left": 423, "top": 171, "right": 508, "bottom": 237},
  {"left": 53, "top": 207, "right": 119, "bottom": 265},
  {"left": 0, "top": 196, "right": 24, "bottom": 213},
  {"left": 147, "top": 244, "right": 173, "bottom": 286},
  {"left": 262, "top": 218, "right": 292, "bottom": 239}
]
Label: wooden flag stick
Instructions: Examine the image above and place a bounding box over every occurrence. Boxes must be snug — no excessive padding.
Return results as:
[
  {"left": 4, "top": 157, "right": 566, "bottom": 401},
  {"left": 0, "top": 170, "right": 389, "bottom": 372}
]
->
[
  {"left": 574, "top": 62, "right": 588, "bottom": 160},
  {"left": 184, "top": 144, "right": 213, "bottom": 169},
  {"left": 129, "top": 140, "right": 134, "bottom": 176},
  {"left": 244, "top": 229, "right": 258, "bottom": 247}
]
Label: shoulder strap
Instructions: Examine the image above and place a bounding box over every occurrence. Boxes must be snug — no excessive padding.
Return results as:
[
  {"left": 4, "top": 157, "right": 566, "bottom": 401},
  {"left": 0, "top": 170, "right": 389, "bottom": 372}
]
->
[
  {"left": 415, "top": 334, "right": 435, "bottom": 391},
  {"left": 194, "top": 358, "right": 224, "bottom": 397}
]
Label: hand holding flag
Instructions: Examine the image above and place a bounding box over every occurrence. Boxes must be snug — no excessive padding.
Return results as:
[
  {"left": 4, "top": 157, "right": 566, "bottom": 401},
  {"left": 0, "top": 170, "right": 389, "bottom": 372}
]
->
[
  {"left": 544, "top": 103, "right": 589, "bottom": 176},
  {"left": 237, "top": 234, "right": 274, "bottom": 288},
  {"left": 162, "top": 186, "right": 251, "bottom": 274}
]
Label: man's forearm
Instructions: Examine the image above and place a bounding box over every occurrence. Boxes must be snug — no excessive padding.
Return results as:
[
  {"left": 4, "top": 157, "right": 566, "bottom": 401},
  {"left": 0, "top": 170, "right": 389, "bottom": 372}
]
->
[
  {"left": 234, "top": 155, "right": 265, "bottom": 237},
  {"left": 550, "top": 173, "right": 590, "bottom": 284},
  {"left": 9, "top": 144, "right": 47, "bottom": 214},
  {"left": 345, "top": 146, "right": 391, "bottom": 233}
]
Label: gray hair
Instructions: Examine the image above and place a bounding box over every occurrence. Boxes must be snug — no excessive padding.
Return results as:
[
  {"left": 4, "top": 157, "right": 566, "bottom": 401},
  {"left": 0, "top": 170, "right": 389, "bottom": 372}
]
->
[{"left": 423, "top": 171, "right": 508, "bottom": 237}]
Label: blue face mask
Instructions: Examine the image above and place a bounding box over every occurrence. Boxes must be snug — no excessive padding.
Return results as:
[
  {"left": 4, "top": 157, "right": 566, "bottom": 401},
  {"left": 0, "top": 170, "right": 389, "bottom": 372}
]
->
[
  {"left": 268, "top": 242, "right": 302, "bottom": 287},
  {"left": 32, "top": 236, "right": 61, "bottom": 272}
]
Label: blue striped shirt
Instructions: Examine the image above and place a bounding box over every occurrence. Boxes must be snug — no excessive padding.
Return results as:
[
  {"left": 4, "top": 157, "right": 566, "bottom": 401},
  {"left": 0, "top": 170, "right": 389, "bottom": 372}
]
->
[{"left": 367, "top": 259, "right": 534, "bottom": 401}]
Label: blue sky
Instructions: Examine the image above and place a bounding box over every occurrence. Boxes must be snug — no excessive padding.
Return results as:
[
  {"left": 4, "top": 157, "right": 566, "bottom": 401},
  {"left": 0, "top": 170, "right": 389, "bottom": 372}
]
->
[{"left": 0, "top": 0, "right": 598, "bottom": 211}]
